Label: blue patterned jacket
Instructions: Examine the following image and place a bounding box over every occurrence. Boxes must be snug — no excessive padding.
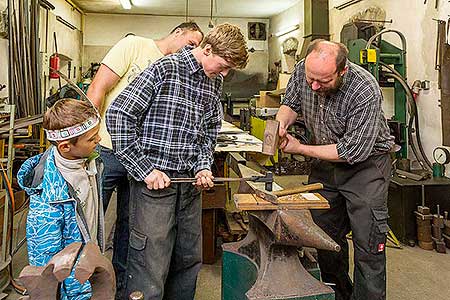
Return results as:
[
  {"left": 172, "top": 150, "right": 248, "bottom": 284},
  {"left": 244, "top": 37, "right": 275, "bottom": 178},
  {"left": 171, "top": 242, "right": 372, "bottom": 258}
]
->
[{"left": 17, "top": 147, "right": 105, "bottom": 300}]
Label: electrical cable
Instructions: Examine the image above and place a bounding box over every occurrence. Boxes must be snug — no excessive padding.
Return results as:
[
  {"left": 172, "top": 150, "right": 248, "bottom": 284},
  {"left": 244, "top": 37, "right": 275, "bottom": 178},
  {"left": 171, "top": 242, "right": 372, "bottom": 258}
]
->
[
  {"left": 380, "top": 62, "right": 432, "bottom": 169},
  {"left": 381, "top": 71, "right": 422, "bottom": 168},
  {"left": 380, "top": 66, "right": 433, "bottom": 170},
  {"left": 0, "top": 164, "right": 26, "bottom": 294}
]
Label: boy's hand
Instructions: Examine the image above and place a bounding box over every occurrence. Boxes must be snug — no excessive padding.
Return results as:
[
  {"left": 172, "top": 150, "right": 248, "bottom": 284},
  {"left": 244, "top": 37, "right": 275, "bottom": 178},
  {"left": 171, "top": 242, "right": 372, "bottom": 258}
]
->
[
  {"left": 194, "top": 170, "right": 214, "bottom": 189},
  {"left": 144, "top": 169, "right": 171, "bottom": 190}
]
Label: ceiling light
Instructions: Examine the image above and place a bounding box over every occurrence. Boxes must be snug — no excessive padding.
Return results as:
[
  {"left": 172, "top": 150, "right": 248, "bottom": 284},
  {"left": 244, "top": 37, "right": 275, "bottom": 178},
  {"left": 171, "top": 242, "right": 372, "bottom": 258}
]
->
[
  {"left": 119, "top": 0, "right": 132, "bottom": 10},
  {"left": 273, "top": 24, "right": 300, "bottom": 38}
]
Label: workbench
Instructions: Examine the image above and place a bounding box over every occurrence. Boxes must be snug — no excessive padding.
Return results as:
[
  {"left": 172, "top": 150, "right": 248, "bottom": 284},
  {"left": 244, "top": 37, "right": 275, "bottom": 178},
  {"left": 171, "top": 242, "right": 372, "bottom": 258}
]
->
[
  {"left": 388, "top": 175, "right": 450, "bottom": 245},
  {"left": 202, "top": 121, "right": 263, "bottom": 264}
]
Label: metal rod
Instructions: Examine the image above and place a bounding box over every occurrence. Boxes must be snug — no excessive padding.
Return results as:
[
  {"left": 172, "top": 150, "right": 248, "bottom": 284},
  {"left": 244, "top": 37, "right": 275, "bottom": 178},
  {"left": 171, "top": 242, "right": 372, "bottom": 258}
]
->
[
  {"left": 354, "top": 18, "right": 393, "bottom": 23},
  {"left": 1, "top": 191, "right": 9, "bottom": 263},
  {"left": 170, "top": 177, "right": 254, "bottom": 183},
  {"left": 421, "top": 185, "right": 425, "bottom": 207},
  {"left": 6, "top": 105, "right": 15, "bottom": 182}
]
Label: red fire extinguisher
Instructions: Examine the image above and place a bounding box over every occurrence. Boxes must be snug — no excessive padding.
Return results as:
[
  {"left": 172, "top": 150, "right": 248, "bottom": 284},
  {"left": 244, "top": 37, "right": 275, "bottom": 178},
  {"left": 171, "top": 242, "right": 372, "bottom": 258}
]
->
[
  {"left": 49, "top": 54, "right": 60, "bottom": 79},
  {"left": 49, "top": 32, "right": 60, "bottom": 79}
]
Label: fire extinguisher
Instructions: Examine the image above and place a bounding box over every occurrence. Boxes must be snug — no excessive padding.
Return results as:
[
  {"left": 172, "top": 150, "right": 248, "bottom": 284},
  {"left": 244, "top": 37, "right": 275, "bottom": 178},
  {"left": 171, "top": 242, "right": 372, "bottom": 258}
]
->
[
  {"left": 49, "top": 54, "right": 60, "bottom": 79},
  {"left": 49, "top": 32, "right": 60, "bottom": 79}
]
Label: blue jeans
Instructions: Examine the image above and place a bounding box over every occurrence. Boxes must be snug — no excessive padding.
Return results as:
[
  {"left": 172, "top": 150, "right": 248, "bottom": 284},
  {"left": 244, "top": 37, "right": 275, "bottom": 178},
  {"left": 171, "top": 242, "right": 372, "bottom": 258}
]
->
[
  {"left": 126, "top": 171, "right": 202, "bottom": 300},
  {"left": 98, "top": 145, "right": 130, "bottom": 300}
]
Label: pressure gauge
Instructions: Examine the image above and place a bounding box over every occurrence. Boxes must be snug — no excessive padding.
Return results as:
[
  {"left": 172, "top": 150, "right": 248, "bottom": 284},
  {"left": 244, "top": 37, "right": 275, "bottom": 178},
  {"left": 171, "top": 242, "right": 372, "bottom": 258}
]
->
[{"left": 433, "top": 147, "right": 450, "bottom": 165}]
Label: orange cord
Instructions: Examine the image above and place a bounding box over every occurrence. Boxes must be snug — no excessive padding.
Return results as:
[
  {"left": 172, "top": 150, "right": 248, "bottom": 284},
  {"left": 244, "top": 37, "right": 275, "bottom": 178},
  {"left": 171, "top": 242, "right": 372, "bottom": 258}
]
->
[{"left": 0, "top": 163, "right": 26, "bottom": 293}]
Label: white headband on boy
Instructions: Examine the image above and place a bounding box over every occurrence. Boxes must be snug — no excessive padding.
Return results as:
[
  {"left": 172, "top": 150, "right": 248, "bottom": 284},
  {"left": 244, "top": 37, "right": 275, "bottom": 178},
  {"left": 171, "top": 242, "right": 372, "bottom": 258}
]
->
[{"left": 45, "top": 117, "right": 100, "bottom": 141}]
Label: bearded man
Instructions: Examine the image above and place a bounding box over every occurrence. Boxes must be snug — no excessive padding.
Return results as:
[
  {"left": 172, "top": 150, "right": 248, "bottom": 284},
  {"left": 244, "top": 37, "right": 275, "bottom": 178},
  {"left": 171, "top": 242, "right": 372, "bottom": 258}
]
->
[{"left": 276, "top": 39, "right": 395, "bottom": 300}]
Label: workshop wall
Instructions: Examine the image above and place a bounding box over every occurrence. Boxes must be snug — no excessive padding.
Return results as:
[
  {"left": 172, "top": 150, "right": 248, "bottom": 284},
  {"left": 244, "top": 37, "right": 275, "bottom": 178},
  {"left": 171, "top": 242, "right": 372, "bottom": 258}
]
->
[
  {"left": 0, "top": 0, "right": 8, "bottom": 100},
  {"left": 329, "top": 0, "right": 450, "bottom": 174},
  {"left": 268, "top": 1, "right": 303, "bottom": 74},
  {"left": 83, "top": 14, "right": 269, "bottom": 97},
  {"left": 43, "top": 0, "right": 83, "bottom": 99}
]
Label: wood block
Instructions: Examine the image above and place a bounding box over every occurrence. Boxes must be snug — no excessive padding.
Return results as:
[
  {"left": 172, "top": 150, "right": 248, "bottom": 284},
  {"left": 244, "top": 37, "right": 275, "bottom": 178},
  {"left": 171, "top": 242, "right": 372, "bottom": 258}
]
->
[
  {"left": 234, "top": 193, "right": 330, "bottom": 211},
  {"left": 262, "top": 120, "right": 280, "bottom": 156},
  {"left": 202, "top": 184, "right": 226, "bottom": 209},
  {"left": 277, "top": 73, "right": 291, "bottom": 89},
  {"left": 202, "top": 209, "right": 216, "bottom": 264}
]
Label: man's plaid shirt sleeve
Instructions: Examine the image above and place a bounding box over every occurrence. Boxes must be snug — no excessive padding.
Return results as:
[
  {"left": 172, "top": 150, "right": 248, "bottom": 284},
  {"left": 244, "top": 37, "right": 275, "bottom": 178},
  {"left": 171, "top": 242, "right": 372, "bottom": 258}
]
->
[
  {"left": 336, "top": 86, "right": 383, "bottom": 164},
  {"left": 106, "top": 65, "right": 160, "bottom": 181}
]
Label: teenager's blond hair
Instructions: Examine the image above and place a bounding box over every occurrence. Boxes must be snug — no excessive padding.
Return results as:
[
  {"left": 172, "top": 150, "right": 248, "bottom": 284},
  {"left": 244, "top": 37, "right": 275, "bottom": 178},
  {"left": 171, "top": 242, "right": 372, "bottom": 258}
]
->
[
  {"left": 201, "top": 23, "right": 248, "bottom": 69},
  {"left": 43, "top": 98, "right": 98, "bottom": 144}
]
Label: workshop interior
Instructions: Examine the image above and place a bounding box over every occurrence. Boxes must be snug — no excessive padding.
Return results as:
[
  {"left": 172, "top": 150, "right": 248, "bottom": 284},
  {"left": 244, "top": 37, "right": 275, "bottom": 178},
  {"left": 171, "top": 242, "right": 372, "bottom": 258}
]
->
[{"left": 0, "top": 0, "right": 450, "bottom": 299}]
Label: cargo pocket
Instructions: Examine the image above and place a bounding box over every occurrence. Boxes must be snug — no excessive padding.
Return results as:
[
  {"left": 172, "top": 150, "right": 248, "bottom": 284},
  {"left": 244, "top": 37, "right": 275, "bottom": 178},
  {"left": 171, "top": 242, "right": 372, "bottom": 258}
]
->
[
  {"left": 142, "top": 186, "right": 177, "bottom": 205},
  {"left": 129, "top": 229, "right": 147, "bottom": 266},
  {"left": 368, "top": 207, "right": 390, "bottom": 254}
]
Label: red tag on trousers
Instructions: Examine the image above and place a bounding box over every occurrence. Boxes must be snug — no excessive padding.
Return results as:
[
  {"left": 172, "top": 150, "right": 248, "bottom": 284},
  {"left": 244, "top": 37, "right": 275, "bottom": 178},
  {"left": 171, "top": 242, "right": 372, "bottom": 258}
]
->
[{"left": 378, "top": 243, "right": 385, "bottom": 252}]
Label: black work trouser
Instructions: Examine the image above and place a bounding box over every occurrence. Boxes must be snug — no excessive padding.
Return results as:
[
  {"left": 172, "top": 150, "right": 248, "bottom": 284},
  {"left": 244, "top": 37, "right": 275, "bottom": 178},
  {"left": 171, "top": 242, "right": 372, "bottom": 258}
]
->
[
  {"left": 309, "top": 154, "right": 391, "bottom": 300},
  {"left": 126, "top": 171, "right": 202, "bottom": 300}
]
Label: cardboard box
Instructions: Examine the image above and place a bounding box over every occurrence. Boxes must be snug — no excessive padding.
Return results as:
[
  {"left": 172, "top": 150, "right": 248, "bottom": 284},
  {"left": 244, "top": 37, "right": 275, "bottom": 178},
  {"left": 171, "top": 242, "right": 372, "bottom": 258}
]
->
[
  {"left": 257, "top": 91, "right": 281, "bottom": 108},
  {"left": 277, "top": 73, "right": 291, "bottom": 89}
]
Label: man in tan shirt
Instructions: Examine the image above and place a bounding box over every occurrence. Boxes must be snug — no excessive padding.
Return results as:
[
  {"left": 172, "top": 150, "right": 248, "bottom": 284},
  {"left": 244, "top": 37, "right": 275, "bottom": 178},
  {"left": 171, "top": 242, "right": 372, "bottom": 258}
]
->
[{"left": 86, "top": 22, "right": 203, "bottom": 300}]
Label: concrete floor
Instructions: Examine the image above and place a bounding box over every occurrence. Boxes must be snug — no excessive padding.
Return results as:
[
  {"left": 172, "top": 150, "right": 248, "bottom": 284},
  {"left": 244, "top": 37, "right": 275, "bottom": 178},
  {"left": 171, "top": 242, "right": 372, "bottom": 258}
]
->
[{"left": 4, "top": 178, "right": 450, "bottom": 300}]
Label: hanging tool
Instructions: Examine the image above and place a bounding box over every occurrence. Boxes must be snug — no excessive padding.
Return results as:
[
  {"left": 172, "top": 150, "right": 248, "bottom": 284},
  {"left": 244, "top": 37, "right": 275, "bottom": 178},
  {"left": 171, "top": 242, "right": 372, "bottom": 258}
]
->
[{"left": 171, "top": 172, "right": 273, "bottom": 192}]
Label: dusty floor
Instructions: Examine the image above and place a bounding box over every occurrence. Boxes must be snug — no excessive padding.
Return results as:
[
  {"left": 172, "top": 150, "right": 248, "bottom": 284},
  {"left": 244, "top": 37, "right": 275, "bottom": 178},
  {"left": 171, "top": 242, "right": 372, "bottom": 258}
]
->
[{"left": 3, "top": 175, "right": 450, "bottom": 300}]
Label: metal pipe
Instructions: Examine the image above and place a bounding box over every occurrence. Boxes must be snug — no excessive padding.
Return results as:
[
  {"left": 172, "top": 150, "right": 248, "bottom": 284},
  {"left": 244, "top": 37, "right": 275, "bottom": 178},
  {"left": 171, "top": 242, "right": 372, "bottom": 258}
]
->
[
  {"left": 7, "top": 0, "right": 15, "bottom": 107},
  {"left": 7, "top": 105, "right": 16, "bottom": 182},
  {"left": 365, "top": 29, "right": 407, "bottom": 52},
  {"left": 365, "top": 29, "right": 407, "bottom": 78}
]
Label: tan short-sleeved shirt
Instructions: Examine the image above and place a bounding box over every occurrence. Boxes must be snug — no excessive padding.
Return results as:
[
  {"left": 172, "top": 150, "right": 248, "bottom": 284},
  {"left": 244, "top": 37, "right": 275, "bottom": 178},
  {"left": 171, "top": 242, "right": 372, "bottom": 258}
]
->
[{"left": 99, "top": 36, "right": 164, "bottom": 148}]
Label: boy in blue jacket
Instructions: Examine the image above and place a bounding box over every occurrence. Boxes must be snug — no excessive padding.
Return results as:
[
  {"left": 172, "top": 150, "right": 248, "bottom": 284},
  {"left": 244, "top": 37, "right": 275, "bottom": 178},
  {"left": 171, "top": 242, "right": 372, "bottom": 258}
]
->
[{"left": 17, "top": 98, "right": 105, "bottom": 300}]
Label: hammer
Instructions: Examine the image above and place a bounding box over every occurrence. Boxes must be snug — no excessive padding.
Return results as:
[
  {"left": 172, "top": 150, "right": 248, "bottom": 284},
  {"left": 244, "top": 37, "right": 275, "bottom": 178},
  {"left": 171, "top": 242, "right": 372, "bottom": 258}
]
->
[
  {"left": 255, "top": 182, "right": 324, "bottom": 203},
  {"left": 262, "top": 120, "right": 280, "bottom": 156}
]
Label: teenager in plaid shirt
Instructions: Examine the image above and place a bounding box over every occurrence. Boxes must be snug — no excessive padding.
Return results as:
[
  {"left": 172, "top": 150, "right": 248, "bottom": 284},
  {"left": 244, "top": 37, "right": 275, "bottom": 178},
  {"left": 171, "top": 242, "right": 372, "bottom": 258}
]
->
[{"left": 107, "top": 23, "right": 248, "bottom": 299}]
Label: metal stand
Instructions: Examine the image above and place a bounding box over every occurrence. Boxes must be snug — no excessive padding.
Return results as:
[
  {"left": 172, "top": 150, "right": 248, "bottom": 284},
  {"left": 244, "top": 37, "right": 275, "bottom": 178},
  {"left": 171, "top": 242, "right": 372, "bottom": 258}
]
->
[{"left": 223, "top": 209, "right": 339, "bottom": 300}]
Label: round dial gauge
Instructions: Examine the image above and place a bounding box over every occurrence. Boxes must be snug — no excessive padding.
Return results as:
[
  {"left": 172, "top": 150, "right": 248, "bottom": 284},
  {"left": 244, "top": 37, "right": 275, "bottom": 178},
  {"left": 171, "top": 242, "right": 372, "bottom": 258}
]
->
[{"left": 433, "top": 147, "right": 450, "bottom": 165}]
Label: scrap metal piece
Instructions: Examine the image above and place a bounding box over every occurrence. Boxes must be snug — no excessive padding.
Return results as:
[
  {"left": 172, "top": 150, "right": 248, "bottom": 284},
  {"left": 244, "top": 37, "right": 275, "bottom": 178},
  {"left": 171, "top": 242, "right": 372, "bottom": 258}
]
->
[
  {"left": 75, "top": 243, "right": 116, "bottom": 300},
  {"left": 18, "top": 242, "right": 115, "bottom": 299},
  {"left": 19, "top": 242, "right": 82, "bottom": 300}
]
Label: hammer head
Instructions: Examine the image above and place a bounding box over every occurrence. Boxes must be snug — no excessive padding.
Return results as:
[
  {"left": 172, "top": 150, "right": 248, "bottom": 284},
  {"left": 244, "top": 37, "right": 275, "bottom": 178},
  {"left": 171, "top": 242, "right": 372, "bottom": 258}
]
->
[
  {"left": 265, "top": 172, "right": 273, "bottom": 191},
  {"left": 262, "top": 120, "right": 280, "bottom": 156}
]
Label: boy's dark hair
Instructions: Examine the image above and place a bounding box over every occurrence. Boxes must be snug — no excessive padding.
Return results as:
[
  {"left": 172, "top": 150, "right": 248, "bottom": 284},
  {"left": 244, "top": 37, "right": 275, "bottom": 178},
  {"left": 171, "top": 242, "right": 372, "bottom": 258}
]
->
[
  {"left": 43, "top": 98, "right": 98, "bottom": 145},
  {"left": 171, "top": 21, "right": 204, "bottom": 38}
]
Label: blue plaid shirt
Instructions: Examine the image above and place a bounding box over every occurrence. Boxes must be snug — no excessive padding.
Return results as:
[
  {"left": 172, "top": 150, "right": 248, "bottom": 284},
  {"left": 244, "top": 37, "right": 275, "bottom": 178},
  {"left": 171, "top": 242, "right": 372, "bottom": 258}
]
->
[
  {"left": 283, "top": 61, "right": 394, "bottom": 164},
  {"left": 106, "top": 46, "right": 223, "bottom": 181}
]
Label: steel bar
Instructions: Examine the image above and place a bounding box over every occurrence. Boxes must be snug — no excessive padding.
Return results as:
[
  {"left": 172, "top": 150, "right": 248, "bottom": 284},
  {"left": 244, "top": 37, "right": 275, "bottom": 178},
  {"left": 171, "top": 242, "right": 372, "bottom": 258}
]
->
[{"left": 170, "top": 177, "right": 257, "bottom": 183}]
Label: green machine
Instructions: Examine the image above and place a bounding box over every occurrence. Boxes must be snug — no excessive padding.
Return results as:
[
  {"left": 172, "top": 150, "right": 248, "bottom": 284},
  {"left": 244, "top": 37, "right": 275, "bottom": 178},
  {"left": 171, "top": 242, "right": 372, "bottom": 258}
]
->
[
  {"left": 342, "top": 23, "right": 433, "bottom": 170},
  {"left": 342, "top": 23, "right": 408, "bottom": 158}
]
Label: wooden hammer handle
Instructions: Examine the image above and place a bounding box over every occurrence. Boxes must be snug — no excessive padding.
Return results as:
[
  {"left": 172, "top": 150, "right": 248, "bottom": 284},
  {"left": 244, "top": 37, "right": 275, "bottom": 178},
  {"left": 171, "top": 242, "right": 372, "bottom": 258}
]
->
[{"left": 273, "top": 183, "right": 324, "bottom": 197}]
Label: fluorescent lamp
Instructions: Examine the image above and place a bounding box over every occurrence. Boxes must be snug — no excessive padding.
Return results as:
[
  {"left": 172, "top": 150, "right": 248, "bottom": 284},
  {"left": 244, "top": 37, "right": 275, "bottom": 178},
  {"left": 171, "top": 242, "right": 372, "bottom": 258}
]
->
[
  {"left": 119, "top": 0, "right": 132, "bottom": 9},
  {"left": 273, "top": 24, "right": 300, "bottom": 37}
]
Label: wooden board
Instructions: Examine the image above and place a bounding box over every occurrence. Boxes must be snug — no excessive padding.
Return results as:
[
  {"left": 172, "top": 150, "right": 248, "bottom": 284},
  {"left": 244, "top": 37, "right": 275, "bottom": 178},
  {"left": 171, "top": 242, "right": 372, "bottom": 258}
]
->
[{"left": 234, "top": 193, "right": 330, "bottom": 211}]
